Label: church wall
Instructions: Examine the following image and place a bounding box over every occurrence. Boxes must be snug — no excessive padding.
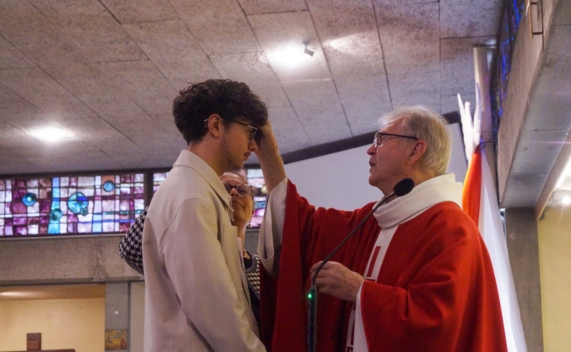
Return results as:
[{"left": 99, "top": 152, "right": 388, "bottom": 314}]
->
[
  {"left": 0, "top": 235, "right": 141, "bottom": 285},
  {"left": 537, "top": 206, "right": 571, "bottom": 352},
  {"left": 129, "top": 282, "right": 145, "bottom": 352},
  {"left": 0, "top": 297, "right": 104, "bottom": 352},
  {"left": 505, "top": 208, "right": 544, "bottom": 351},
  {"left": 0, "top": 236, "right": 140, "bottom": 351}
]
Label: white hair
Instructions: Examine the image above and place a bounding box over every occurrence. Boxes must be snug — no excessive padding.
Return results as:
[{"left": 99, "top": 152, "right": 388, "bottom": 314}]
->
[{"left": 379, "top": 106, "right": 451, "bottom": 176}]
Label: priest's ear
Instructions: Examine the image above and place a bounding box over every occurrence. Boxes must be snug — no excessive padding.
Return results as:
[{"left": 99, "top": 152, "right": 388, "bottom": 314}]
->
[{"left": 407, "top": 140, "right": 427, "bottom": 165}]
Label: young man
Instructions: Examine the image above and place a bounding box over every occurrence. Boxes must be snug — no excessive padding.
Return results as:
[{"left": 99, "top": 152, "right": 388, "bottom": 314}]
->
[
  {"left": 143, "top": 79, "right": 267, "bottom": 351},
  {"left": 254, "top": 106, "right": 508, "bottom": 351}
]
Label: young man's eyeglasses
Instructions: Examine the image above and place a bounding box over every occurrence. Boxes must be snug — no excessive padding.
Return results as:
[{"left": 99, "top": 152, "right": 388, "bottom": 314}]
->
[
  {"left": 373, "top": 131, "right": 419, "bottom": 148},
  {"left": 202, "top": 117, "right": 258, "bottom": 140},
  {"left": 222, "top": 182, "right": 255, "bottom": 198},
  {"left": 225, "top": 118, "right": 258, "bottom": 140}
]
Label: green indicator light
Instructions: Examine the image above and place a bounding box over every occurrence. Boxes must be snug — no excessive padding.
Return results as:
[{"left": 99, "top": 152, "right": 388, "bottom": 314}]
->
[{"left": 308, "top": 293, "right": 313, "bottom": 299}]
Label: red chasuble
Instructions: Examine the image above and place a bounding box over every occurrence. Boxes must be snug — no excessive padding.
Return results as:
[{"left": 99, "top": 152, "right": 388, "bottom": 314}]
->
[{"left": 260, "top": 181, "right": 507, "bottom": 352}]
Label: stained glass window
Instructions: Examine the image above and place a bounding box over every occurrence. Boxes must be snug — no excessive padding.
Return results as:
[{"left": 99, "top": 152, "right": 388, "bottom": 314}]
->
[
  {"left": 247, "top": 168, "right": 267, "bottom": 228},
  {"left": 0, "top": 173, "right": 145, "bottom": 236},
  {"left": 492, "top": 0, "right": 526, "bottom": 132},
  {"left": 153, "top": 172, "right": 168, "bottom": 193}
]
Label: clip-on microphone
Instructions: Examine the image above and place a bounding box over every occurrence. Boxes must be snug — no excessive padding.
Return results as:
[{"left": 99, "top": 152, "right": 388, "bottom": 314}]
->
[{"left": 307, "top": 178, "right": 414, "bottom": 352}]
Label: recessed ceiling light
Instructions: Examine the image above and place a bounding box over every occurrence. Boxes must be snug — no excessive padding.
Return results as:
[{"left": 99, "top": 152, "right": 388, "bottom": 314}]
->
[
  {"left": 270, "top": 43, "right": 314, "bottom": 69},
  {"left": 27, "top": 126, "right": 77, "bottom": 143},
  {"left": 0, "top": 291, "right": 37, "bottom": 298}
]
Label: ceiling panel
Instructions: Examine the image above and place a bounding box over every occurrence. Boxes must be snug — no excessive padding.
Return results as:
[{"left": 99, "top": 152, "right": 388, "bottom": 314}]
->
[
  {"left": 440, "top": 36, "right": 495, "bottom": 98},
  {"left": 46, "top": 63, "right": 147, "bottom": 126},
  {"left": 150, "top": 113, "right": 187, "bottom": 141},
  {"left": 267, "top": 106, "right": 312, "bottom": 153},
  {"left": 374, "top": 2, "right": 440, "bottom": 74},
  {"left": 389, "top": 70, "right": 440, "bottom": 111},
  {"left": 440, "top": 0, "right": 503, "bottom": 38},
  {"left": 0, "top": 36, "right": 35, "bottom": 69},
  {"left": 308, "top": 0, "right": 376, "bottom": 41},
  {"left": 123, "top": 20, "right": 219, "bottom": 90},
  {"left": 112, "top": 116, "right": 177, "bottom": 150},
  {"left": 0, "top": 119, "right": 45, "bottom": 150},
  {"left": 101, "top": 0, "right": 179, "bottom": 24},
  {"left": 30, "top": 0, "right": 146, "bottom": 63},
  {"left": 63, "top": 117, "right": 139, "bottom": 156},
  {"left": 0, "top": 1, "right": 86, "bottom": 71},
  {"left": 209, "top": 51, "right": 290, "bottom": 108},
  {"left": 171, "top": 0, "right": 261, "bottom": 55},
  {"left": 0, "top": 67, "right": 98, "bottom": 120},
  {"left": 0, "top": 85, "right": 45, "bottom": 125},
  {"left": 95, "top": 60, "right": 177, "bottom": 116},
  {"left": 282, "top": 79, "right": 350, "bottom": 144},
  {"left": 239, "top": 0, "right": 307, "bottom": 14}
]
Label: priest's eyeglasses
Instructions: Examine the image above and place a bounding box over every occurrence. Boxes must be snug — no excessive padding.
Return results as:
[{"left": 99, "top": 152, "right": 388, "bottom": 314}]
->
[
  {"left": 373, "top": 131, "right": 419, "bottom": 147},
  {"left": 223, "top": 182, "right": 256, "bottom": 198}
]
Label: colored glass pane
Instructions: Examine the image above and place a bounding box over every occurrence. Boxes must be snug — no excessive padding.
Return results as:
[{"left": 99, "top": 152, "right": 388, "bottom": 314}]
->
[
  {"left": 0, "top": 173, "right": 145, "bottom": 237},
  {"left": 492, "top": 0, "right": 525, "bottom": 134}
]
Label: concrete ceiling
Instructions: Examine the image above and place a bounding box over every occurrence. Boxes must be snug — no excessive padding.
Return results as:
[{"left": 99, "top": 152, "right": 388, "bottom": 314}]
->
[{"left": 0, "top": 0, "right": 503, "bottom": 175}]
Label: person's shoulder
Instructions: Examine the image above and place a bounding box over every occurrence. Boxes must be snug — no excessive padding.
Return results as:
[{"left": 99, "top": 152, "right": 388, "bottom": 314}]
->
[
  {"left": 432, "top": 201, "right": 464, "bottom": 213},
  {"left": 149, "top": 169, "right": 215, "bottom": 219},
  {"left": 157, "top": 166, "right": 208, "bottom": 195},
  {"left": 422, "top": 201, "right": 481, "bottom": 238},
  {"left": 400, "top": 201, "right": 475, "bottom": 233},
  {"left": 397, "top": 202, "right": 481, "bottom": 252},
  {"left": 424, "top": 201, "right": 474, "bottom": 223}
]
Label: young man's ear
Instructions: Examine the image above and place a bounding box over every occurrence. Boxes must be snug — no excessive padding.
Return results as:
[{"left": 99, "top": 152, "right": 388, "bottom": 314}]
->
[{"left": 205, "top": 114, "right": 223, "bottom": 137}]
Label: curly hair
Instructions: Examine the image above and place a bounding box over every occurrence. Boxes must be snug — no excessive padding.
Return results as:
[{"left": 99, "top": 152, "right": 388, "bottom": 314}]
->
[
  {"left": 378, "top": 106, "right": 451, "bottom": 176},
  {"left": 173, "top": 79, "right": 268, "bottom": 144}
]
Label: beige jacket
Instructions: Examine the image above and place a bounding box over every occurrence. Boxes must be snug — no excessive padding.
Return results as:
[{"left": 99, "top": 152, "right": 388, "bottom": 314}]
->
[{"left": 143, "top": 150, "right": 264, "bottom": 351}]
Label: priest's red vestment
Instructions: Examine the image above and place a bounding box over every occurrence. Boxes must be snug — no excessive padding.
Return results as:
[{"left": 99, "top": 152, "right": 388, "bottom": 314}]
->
[{"left": 260, "top": 180, "right": 507, "bottom": 352}]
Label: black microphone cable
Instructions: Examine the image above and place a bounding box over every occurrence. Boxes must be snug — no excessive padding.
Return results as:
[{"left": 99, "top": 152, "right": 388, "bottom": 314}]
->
[{"left": 307, "top": 178, "right": 414, "bottom": 352}]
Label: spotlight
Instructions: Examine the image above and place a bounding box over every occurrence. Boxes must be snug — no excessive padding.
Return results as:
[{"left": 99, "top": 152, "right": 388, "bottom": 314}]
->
[{"left": 303, "top": 41, "right": 314, "bottom": 57}]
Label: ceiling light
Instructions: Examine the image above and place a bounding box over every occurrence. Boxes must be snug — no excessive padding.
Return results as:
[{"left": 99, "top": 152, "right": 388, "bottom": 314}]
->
[
  {"left": 27, "top": 126, "right": 77, "bottom": 143},
  {"left": 269, "top": 42, "right": 314, "bottom": 69},
  {"left": 562, "top": 195, "right": 571, "bottom": 206},
  {"left": 0, "top": 291, "right": 38, "bottom": 298}
]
